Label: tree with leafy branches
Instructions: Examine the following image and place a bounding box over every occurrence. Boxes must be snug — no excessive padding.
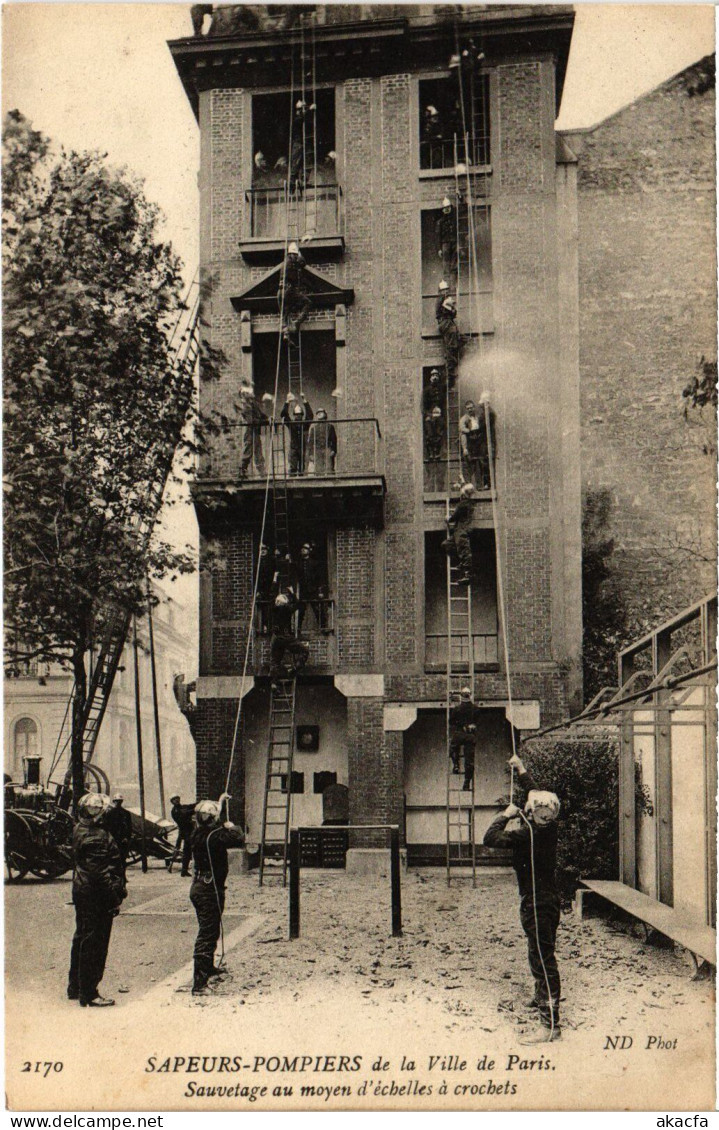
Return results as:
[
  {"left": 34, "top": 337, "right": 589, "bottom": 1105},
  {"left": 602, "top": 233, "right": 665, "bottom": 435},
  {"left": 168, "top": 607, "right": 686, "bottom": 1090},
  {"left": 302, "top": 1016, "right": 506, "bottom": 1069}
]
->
[{"left": 3, "top": 110, "right": 231, "bottom": 808}]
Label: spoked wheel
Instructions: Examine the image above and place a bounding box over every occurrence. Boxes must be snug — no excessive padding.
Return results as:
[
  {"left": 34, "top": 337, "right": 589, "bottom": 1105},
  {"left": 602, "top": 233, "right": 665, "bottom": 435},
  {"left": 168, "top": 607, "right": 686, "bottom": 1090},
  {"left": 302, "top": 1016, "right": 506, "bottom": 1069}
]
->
[{"left": 5, "top": 811, "right": 32, "bottom": 882}]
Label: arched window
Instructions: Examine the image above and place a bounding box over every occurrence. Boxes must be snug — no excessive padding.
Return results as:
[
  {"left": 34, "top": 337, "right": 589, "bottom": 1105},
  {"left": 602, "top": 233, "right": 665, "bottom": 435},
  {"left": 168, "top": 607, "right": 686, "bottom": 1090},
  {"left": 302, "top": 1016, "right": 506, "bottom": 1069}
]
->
[{"left": 13, "top": 717, "right": 38, "bottom": 773}]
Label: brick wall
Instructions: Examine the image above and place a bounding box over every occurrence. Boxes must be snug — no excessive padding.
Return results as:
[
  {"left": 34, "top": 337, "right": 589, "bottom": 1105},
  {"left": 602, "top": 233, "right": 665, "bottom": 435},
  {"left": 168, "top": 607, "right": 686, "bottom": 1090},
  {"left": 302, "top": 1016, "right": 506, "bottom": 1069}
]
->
[
  {"left": 194, "top": 697, "right": 245, "bottom": 821},
  {"left": 576, "top": 60, "right": 717, "bottom": 629},
  {"left": 347, "top": 696, "right": 402, "bottom": 846},
  {"left": 192, "top": 38, "right": 580, "bottom": 809}
]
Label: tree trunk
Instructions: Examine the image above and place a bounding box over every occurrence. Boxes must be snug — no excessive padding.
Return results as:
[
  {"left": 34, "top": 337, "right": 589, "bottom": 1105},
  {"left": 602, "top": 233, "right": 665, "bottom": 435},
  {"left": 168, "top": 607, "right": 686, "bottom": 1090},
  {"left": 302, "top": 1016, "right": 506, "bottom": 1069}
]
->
[{"left": 70, "top": 648, "right": 87, "bottom": 815}]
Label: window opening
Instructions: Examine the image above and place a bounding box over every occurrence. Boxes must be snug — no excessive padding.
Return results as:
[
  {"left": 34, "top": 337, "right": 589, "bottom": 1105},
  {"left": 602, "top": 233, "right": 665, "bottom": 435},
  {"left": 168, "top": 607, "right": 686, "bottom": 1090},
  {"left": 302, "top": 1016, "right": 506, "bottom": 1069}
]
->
[{"left": 419, "top": 74, "right": 490, "bottom": 171}]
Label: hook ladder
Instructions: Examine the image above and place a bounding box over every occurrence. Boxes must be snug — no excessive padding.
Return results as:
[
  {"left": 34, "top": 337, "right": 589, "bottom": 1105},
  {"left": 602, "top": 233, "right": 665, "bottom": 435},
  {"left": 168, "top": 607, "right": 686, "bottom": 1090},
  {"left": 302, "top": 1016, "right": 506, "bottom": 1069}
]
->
[{"left": 258, "top": 336, "right": 304, "bottom": 885}]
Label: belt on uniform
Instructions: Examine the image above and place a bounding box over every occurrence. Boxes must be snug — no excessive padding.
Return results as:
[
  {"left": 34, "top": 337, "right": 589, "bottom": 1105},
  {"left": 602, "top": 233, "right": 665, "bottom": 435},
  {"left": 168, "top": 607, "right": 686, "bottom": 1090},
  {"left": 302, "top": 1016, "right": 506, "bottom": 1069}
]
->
[{"left": 194, "top": 870, "right": 214, "bottom": 881}]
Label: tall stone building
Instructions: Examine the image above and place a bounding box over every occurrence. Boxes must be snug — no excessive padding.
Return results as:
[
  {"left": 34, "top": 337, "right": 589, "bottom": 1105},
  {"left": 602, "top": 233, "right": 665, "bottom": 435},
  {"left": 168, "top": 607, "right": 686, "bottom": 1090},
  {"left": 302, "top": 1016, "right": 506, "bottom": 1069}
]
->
[{"left": 169, "top": 4, "right": 582, "bottom": 862}]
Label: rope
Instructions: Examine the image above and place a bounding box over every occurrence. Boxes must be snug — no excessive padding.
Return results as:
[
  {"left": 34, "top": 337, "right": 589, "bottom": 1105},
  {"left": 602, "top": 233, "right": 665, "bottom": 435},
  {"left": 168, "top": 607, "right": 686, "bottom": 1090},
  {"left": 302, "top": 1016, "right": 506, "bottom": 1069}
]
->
[{"left": 519, "top": 809, "right": 557, "bottom": 1039}]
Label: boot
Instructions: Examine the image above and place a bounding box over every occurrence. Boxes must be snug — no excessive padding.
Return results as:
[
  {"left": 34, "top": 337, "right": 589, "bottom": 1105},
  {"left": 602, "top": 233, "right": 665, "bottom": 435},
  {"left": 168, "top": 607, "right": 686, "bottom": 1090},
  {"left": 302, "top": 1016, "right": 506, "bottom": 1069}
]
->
[
  {"left": 462, "top": 778, "right": 472, "bottom": 791},
  {"left": 519, "top": 1023, "right": 561, "bottom": 1044},
  {"left": 81, "top": 996, "right": 115, "bottom": 1007}
]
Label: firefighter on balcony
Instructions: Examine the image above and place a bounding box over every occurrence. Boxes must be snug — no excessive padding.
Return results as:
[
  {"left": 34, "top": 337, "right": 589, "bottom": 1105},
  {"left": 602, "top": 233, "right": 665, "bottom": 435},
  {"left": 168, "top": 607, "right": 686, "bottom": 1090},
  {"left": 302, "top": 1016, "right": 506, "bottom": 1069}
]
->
[
  {"left": 442, "top": 481, "right": 475, "bottom": 586},
  {"left": 422, "top": 103, "right": 445, "bottom": 166},
  {"left": 278, "top": 242, "right": 312, "bottom": 343},
  {"left": 255, "top": 542, "right": 277, "bottom": 635},
  {"left": 436, "top": 196, "right": 462, "bottom": 286},
  {"left": 436, "top": 282, "right": 461, "bottom": 386},
  {"left": 307, "top": 407, "right": 337, "bottom": 475},
  {"left": 460, "top": 393, "right": 496, "bottom": 490},
  {"left": 239, "top": 385, "right": 268, "bottom": 478},
  {"left": 449, "top": 687, "right": 479, "bottom": 791},
  {"left": 269, "top": 588, "right": 308, "bottom": 688},
  {"left": 289, "top": 99, "right": 316, "bottom": 195},
  {"left": 189, "top": 796, "right": 245, "bottom": 996},
  {"left": 281, "top": 392, "right": 313, "bottom": 475},
  {"left": 297, "top": 542, "right": 329, "bottom": 635}
]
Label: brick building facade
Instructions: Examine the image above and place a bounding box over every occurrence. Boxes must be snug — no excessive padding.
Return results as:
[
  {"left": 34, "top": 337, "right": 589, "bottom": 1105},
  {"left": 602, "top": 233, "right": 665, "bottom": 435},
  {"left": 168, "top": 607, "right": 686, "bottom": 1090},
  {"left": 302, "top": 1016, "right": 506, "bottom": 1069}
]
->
[
  {"left": 562, "top": 57, "right": 717, "bottom": 635},
  {"left": 169, "top": 4, "right": 582, "bottom": 860}
]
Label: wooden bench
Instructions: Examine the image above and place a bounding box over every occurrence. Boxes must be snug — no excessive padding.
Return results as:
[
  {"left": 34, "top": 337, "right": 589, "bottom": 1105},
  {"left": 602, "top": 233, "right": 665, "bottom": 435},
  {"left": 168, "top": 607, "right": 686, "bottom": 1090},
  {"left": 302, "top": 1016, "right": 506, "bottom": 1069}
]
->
[{"left": 576, "top": 879, "right": 716, "bottom": 969}]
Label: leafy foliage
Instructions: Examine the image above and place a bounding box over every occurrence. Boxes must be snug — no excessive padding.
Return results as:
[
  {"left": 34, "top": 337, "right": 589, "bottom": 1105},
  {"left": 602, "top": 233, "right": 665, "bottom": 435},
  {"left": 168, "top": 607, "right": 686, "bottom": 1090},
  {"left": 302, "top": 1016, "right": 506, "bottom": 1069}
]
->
[
  {"left": 2, "top": 111, "right": 231, "bottom": 800},
  {"left": 682, "top": 355, "right": 717, "bottom": 456},
  {"left": 518, "top": 737, "right": 623, "bottom": 902}
]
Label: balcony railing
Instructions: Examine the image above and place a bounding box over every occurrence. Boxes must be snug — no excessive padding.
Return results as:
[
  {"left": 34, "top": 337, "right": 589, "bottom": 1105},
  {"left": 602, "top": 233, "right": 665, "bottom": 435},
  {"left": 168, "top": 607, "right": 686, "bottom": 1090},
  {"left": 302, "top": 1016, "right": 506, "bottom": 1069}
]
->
[
  {"left": 253, "top": 600, "right": 336, "bottom": 673},
  {"left": 228, "top": 418, "right": 382, "bottom": 483},
  {"left": 419, "top": 135, "right": 490, "bottom": 172},
  {"left": 245, "top": 183, "right": 343, "bottom": 241},
  {"left": 425, "top": 632, "right": 499, "bottom": 671}
]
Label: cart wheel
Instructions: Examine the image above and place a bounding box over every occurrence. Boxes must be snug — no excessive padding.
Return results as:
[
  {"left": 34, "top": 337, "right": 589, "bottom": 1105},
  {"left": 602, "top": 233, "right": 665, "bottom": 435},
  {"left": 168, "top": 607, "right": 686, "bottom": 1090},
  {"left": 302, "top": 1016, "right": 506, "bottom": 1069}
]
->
[
  {"left": 5, "top": 811, "right": 32, "bottom": 882},
  {"left": 5, "top": 853, "right": 29, "bottom": 882}
]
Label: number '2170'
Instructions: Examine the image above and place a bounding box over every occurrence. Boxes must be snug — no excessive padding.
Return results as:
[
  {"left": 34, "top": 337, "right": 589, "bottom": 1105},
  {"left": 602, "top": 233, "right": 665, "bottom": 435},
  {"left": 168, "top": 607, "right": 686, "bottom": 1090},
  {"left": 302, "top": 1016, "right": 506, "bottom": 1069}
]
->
[{"left": 22, "top": 1062, "right": 63, "bottom": 1077}]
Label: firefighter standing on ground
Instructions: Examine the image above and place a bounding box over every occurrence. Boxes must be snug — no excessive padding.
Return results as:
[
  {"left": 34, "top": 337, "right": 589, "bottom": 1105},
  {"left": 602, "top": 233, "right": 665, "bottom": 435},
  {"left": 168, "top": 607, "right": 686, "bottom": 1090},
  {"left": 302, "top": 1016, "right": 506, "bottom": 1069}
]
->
[
  {"left": 483, "top": 752, "right": 562, "bottom": 1042},
  {"left": 169, "top": 794, "right": 195, "bottom": 876},
  {"left": 103, "top": 793, "right": 133, "bottom": 873},
  {"left": 189, "top": 797, "right": 245, "bottom": 995},
  {"left": 67, "top": 793, "right": 126, "bottom": 1007}
]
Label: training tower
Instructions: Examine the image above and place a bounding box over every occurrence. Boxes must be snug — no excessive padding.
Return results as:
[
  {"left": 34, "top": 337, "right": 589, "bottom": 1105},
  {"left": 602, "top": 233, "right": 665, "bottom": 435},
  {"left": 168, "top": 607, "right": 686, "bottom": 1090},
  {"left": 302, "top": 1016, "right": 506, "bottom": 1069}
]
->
[{"left": 169, "top": 3, "right": 581, "bottom": 872}]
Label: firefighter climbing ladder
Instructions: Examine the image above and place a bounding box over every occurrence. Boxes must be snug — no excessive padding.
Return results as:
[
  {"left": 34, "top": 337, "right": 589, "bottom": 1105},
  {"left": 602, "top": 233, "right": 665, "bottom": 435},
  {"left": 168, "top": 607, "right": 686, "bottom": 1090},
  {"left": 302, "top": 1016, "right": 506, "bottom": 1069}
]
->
[
  {"left": 445, "top": 530, "right": 478, "bottom": 886},
  {"left": 62, "top": 292, "right": 201, "bottom": 784},
  {"left": 444, "top": 106, "right": 480, "bottom": 886}
]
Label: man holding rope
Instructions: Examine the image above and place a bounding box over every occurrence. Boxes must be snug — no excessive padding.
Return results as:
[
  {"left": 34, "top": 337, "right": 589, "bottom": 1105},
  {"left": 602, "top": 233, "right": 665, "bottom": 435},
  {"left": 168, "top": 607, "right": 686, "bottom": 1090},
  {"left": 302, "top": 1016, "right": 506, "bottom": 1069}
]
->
[
  {"left": 483, "top": 752, "right": 562, "bottom": 1042},
  {"left": 189, "top": 797, "right": 245, "bottom": 996}
]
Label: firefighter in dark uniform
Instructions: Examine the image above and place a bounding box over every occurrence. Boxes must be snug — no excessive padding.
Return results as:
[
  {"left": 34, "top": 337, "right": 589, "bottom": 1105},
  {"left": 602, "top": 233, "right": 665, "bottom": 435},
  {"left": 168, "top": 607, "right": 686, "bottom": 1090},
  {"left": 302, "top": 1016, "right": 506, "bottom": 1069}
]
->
[
  {"left": 289, "top": 100, "right": 315, "bottom": 194},
  {"left": 169, "top": 794, "right": 195, "bottom": 876},
  {"left": 103, "top": 793, "right": 133, "bottom": 873},
  {"left": 269, "top": 588, "right": 308, "bottom": 687},
  {"left": 256, "top": 541, "right": 277, "bottom": 635},
  {"left": 484, "top": 753, "right": 562, "bottom": 1042},
  {"left": 281, "top": 392, "right": 313, "bottom": 475},
  {"left": 278, "top": 242, "right": 311, "bottom": 341},
  {"left": 442, "top": 481, "right": 475, "bottom": 585},
  {"left": 449, "top": 686, "right": 478, "bottom": 790},
  {"left": 67, "top": 793, "right": 126, "bottom": 1007},
  {"left": 297, "top": 542, "right": 328, "bottom": 634},
  {"left": 436, "top": 282, "right": 461, "bottom": 384},
  {"left": 423, "top": 368, "right": 448, "bottom": 488},
  {"left": 189, "top": 797, "right": 245, "bottom": 995},
  {"left": 435, "top": 195, "right": 462, "bottom": 286}
]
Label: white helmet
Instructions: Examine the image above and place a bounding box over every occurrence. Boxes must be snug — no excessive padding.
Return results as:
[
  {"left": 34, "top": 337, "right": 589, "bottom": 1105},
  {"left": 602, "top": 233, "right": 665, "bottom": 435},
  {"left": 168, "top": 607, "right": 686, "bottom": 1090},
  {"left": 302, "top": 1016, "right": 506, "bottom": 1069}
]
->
[
  {"left": 525, "top": 790, "right": 560, "bottom": 825},
  {"left": 426, "top": 104, "right": 438, "bottom": 116},
  {"left": 288, "top": 241, "right": 299, "bottom": 255},
  {"left": 275, "top": 592, "right": 291, "bottom": 608},
  {"left": 438, "top": 279, "right": 450, "bottom": 292},
  {"left": 460, "top": 686, "right": 472, "bottom": 699},
  {"left": 460, "top": 482, "right": 474, "bottom": 498},
  {"left": 296, "top": 99, "right": 307, "bottom": 111},
  {"left": 195, "top": 799, "right": 220, "bottom": 825},
  {"left": 78, "top": 792, "right": 110, "bottom": 822},
  {"left": 441, "top": 197, "right": 452, "bottom": 209}
]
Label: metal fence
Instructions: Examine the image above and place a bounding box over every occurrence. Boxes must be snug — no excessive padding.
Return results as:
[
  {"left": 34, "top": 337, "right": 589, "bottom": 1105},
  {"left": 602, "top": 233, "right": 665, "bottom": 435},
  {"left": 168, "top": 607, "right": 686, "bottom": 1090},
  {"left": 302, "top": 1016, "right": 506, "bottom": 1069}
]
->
[
  {"left": 245, "top": 184, "right": 343, "bottom": 240},
  {"left": 425, "top": 632, "right": 499, "bottom": 670},
  {"left": 232, "top": 418, "right": 382, "bottom": 481}
]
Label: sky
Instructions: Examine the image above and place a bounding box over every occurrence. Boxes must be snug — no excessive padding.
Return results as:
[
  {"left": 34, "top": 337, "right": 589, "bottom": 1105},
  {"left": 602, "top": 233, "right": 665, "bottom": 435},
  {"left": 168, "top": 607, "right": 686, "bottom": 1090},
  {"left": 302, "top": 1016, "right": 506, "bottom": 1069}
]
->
[{"left": 2, "top": 1, "right": 716, "bottom": 619}]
